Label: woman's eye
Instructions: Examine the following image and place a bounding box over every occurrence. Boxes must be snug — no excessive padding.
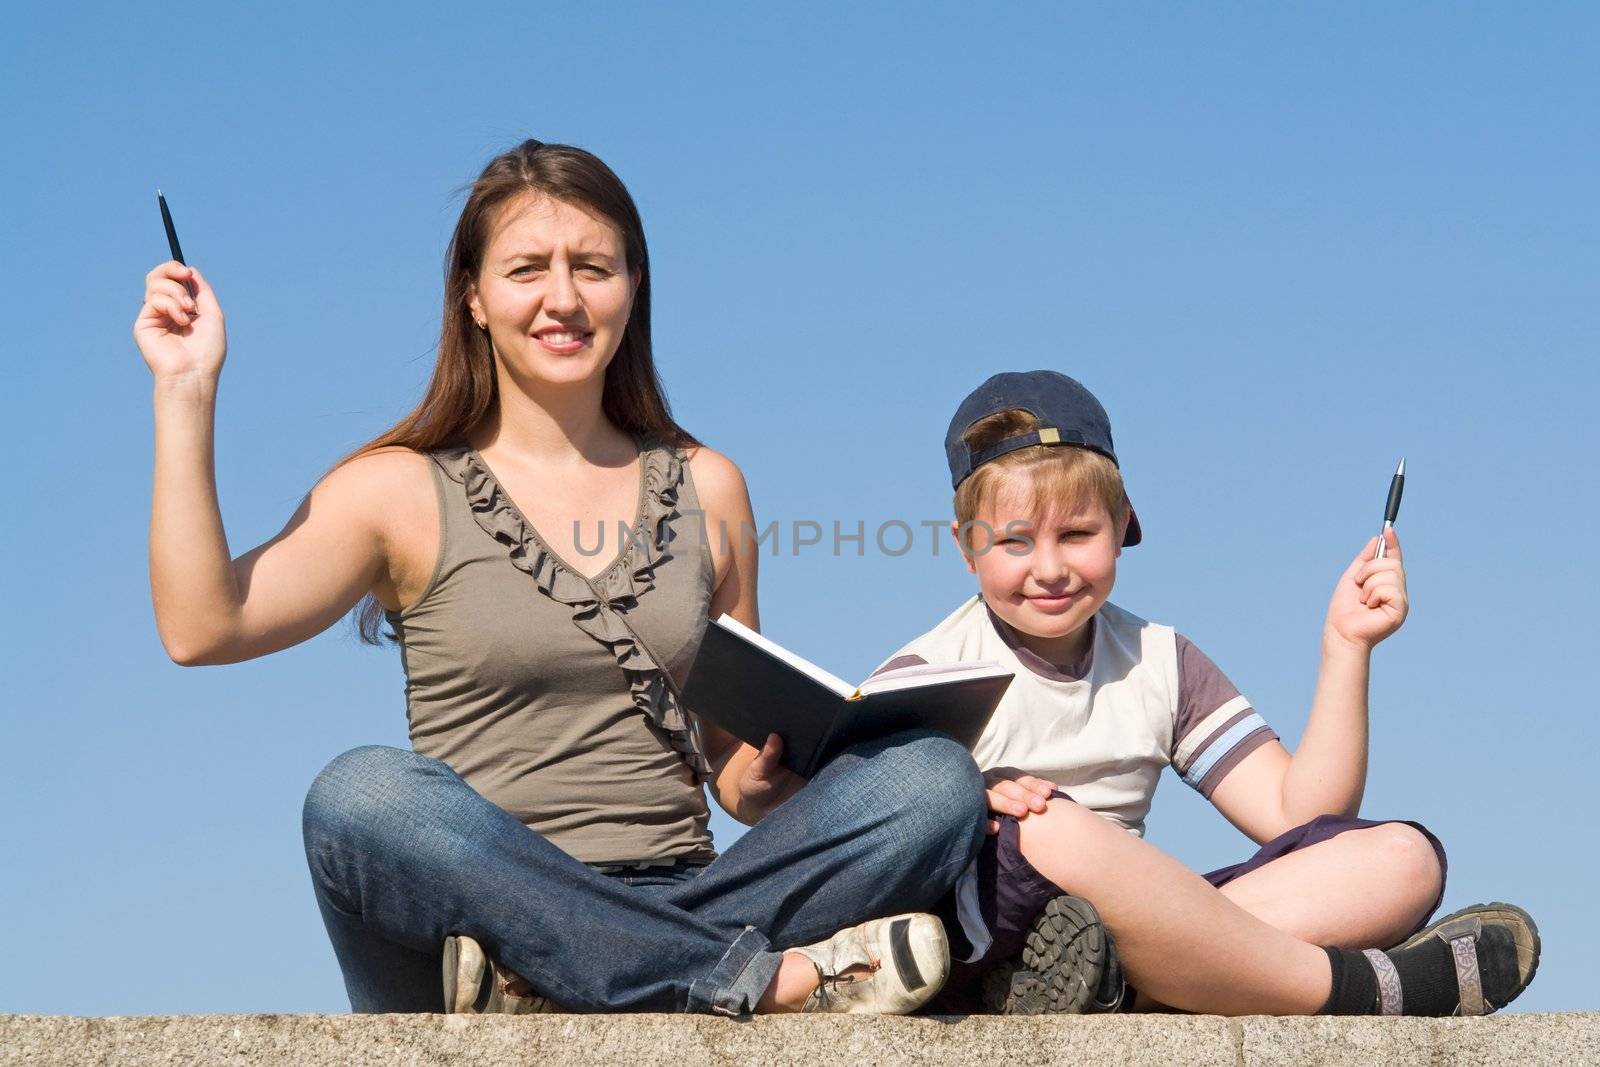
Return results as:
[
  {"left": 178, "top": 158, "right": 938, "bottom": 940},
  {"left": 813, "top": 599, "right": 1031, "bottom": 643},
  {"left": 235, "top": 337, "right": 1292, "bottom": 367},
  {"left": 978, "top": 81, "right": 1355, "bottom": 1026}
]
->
[
  {"left": 577, "top": 265, "right": 612, "bottom": 278},
  {"left": 509, "top": 265, "right": 542, "bottom": 278}
]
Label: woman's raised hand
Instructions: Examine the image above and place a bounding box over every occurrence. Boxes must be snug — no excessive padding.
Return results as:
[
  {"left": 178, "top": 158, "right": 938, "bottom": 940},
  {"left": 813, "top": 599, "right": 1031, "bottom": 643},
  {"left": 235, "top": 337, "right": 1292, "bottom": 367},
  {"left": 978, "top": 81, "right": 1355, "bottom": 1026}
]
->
[{"left": 133, "top": 261, "right": 227, "bottom": 384}]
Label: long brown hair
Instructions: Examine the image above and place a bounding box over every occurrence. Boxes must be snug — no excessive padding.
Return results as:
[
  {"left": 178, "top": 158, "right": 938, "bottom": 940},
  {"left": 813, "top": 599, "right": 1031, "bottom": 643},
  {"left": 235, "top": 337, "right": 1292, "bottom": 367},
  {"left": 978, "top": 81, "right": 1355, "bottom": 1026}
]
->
[{"left": 346, "top": 139, "right": 698, "bottom": 643}]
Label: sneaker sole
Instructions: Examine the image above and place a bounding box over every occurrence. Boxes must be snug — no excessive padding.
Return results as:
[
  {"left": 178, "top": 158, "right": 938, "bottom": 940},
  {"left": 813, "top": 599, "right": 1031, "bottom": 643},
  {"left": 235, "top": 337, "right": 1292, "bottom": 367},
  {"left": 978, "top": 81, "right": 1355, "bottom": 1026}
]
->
[
  {"left": 980, "top": 896, "right": 1111, "bottom": 1015},
  {"left": 442, "top": 934, "right": 490, "bottom": 1014}
]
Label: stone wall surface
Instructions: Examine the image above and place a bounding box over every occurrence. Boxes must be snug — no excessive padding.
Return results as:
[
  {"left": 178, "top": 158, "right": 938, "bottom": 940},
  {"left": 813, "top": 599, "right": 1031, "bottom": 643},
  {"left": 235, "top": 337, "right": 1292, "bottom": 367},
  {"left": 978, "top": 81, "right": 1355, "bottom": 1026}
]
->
[{"left": 3, "top": 1012, "right": 1597, "bottom": 1066}]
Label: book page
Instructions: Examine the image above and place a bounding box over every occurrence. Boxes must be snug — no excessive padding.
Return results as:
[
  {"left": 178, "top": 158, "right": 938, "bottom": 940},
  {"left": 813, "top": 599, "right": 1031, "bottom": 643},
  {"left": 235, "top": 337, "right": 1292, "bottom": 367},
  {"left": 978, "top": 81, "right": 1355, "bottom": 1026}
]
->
[
  {"left": 712, "top": 615, "right": 856, "bottom": 697},
  {"left": 854, "top": 659, "right": 1012, "bottom": 696}
]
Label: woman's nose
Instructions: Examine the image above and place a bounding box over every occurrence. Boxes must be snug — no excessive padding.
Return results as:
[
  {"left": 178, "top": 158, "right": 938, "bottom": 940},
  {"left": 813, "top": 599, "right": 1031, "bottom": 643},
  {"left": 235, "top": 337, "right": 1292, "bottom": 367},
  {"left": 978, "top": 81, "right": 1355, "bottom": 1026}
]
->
[{"left": 543, "top": 269, "right": 581, "bottom": 316}]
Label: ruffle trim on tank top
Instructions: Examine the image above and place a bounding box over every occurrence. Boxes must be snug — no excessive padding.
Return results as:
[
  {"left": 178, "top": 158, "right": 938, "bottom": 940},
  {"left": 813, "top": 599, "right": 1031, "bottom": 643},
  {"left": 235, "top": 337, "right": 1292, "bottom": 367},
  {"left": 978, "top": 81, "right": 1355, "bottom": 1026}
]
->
[{"left": 431, "top": 442, "right": 712, "bottom": 779}]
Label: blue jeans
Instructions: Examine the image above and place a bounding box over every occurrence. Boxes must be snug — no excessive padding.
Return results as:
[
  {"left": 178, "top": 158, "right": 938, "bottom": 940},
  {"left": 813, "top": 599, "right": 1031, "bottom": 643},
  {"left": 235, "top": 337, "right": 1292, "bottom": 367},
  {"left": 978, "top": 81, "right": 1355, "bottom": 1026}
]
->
[{"left": 300, "top": 729, "right": 985, "bottom": 1015}]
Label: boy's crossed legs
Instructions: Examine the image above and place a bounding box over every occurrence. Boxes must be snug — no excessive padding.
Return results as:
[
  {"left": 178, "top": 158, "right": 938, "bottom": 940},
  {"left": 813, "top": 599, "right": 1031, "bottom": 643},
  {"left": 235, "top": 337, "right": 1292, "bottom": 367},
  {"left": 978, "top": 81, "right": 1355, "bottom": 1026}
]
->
[
  {"left": 1208, "top": 817, "right": 1442, "bottom": 949},
  {"left": 998, "top": 797, "right": 1474, "bottom": 1016}
]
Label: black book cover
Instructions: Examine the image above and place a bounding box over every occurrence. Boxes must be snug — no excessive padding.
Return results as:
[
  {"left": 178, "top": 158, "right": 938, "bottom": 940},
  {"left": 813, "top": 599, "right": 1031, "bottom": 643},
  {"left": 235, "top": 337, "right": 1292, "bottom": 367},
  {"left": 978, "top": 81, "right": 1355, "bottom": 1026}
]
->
[{"left": 682, "top": 619, "right": 1013, "bottom": 778}]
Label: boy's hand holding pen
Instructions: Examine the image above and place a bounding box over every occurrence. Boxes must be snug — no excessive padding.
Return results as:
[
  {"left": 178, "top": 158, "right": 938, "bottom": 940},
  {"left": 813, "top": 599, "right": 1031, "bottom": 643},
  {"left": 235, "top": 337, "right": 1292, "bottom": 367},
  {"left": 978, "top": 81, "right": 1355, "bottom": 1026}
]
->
[{"left": 1324, "top": 461, "right": 1409, "bottom": 652}]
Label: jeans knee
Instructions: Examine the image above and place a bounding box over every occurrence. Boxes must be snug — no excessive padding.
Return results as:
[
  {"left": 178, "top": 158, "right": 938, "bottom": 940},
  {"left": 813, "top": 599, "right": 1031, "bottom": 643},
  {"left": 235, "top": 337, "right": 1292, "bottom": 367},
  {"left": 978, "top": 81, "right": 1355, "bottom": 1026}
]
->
[
  {"left": 869, "top": 730, "right": 985, "bottom": 844},
  {"left": 302, "top": 745, "right": 426, "bottom": 848}
]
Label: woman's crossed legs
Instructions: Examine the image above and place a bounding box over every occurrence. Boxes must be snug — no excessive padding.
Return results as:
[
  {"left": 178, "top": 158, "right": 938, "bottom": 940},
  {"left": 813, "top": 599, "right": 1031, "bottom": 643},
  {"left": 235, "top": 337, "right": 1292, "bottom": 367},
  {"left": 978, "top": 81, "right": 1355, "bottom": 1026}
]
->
[{"left": 300, "top": 730, "right": 985, "bottom": 1014}]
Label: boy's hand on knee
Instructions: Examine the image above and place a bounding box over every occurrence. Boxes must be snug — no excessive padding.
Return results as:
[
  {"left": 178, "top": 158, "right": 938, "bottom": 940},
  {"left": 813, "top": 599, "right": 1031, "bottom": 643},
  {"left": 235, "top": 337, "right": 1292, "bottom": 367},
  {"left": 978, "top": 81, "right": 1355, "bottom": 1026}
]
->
[
  {"left": 1325, "top": 530, "right": 1409, "bottom": 651},
  {"left": 982, "top": 770, "right": 1057, "bottom": 834}
]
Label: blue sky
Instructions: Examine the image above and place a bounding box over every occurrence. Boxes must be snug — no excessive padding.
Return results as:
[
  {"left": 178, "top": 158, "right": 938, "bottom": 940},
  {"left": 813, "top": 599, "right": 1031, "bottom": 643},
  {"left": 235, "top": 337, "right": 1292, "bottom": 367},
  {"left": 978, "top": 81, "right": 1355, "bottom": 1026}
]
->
[{"left": 2, "top": 2, "right": 1595, "bottom": 1015}]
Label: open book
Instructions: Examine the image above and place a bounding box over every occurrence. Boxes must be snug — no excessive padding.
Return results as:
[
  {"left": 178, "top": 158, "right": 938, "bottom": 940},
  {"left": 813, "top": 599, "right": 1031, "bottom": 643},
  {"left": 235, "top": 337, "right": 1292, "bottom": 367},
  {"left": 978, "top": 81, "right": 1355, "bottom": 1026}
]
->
[{"left": 681, "top": 615, "right": 1014, "bottom": 778}]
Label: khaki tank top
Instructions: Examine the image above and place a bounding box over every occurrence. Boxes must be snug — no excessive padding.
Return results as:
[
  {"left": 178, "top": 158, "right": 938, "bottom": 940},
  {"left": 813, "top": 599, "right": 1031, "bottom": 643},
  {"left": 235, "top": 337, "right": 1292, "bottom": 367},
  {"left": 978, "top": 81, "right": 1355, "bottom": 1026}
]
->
[{"left": 385, "top": 437, "right": 716, "bottom": 865}]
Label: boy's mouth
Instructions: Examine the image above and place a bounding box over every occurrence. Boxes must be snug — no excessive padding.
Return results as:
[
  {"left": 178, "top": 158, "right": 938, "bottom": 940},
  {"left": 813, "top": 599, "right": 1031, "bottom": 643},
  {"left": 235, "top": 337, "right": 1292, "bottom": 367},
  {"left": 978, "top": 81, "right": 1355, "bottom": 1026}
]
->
[{"left": 1025, "top": 592, "right": 1076, "bottom": 612}]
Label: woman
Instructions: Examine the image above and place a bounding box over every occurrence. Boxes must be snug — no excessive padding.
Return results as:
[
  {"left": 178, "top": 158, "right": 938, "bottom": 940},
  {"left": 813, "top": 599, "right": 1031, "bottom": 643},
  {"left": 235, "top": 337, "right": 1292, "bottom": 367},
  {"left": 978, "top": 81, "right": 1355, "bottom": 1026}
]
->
[{"left": 134, "top": 140, "right": 984, "bottom": 1015}]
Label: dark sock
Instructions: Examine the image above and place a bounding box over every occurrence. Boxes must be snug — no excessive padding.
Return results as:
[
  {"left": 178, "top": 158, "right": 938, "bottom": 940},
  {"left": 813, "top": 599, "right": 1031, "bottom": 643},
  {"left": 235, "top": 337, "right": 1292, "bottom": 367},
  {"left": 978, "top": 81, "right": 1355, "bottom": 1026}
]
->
[
  {"left": 1321, "top": 927, "right": 1516, "bottom": 1017},
  {"left": 1387, "top": 925, "right": 1516, "bottom": 1016},
  {"left": 1382, "top": 936, "right": 1457, "bottom": 1016},
  {"left": 1319, "top": 947, "right": 1378, "bottom": 1015}
]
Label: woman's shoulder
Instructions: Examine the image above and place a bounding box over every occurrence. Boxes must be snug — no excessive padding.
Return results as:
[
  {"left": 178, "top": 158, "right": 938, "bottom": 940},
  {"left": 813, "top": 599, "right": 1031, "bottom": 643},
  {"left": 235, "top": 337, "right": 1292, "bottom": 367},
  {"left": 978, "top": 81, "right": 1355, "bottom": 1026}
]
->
[
  {"left": 312, "top": 446, "right": 439, "bottom": 532},
  {"left": 324, "top": 445, "right": 436, "bottom": 495},
  {"left": 680, "top": 443, "right": 749, "bottom": 511}
]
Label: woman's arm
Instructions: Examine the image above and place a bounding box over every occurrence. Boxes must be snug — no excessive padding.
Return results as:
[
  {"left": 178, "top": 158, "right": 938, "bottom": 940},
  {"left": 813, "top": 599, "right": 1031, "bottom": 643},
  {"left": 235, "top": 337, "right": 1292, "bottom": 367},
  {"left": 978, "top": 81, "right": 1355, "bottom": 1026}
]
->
[
  {"left": 137, "top": 261, "right": 410, "bottom": 665},
  {"left": 685, "top": 446, "right": 806, "bottom": 825},
  {"left": 1209, "top": 531, "right": 1408, "bottom": 842}
]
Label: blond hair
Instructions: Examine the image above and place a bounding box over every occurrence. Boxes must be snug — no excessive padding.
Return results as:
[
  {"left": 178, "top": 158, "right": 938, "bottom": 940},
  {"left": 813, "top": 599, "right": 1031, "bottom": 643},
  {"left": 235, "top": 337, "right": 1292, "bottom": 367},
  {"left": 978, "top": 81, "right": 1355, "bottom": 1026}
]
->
[{"left": 954, "top": 409, "right": 1129, "bottom": 529}]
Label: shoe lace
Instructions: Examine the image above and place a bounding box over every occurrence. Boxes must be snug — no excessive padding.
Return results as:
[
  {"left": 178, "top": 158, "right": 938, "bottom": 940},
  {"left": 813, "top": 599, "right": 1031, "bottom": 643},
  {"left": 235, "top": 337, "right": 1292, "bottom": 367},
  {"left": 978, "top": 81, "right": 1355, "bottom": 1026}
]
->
[{"left": 809, "top": 959, "right": 881, "bottom": 1010}]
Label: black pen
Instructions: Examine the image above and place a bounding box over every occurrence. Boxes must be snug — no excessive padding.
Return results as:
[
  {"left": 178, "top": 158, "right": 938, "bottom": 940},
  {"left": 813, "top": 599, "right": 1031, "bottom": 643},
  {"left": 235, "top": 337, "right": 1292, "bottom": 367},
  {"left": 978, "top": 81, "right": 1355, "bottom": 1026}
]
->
[
  {"left": 1375, "top": 458, "right": 1404, "bottom": 559},
  {"left": 157, "top": 189, "right": 196, "bottom": 297}
]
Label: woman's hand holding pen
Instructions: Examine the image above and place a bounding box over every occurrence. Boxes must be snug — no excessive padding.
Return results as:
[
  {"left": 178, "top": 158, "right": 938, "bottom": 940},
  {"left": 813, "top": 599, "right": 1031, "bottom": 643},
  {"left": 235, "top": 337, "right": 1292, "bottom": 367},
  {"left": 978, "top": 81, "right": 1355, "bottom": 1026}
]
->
[
  {"left": 1324, "top": 529, "right": 1409, "bottom": 652},
  {"left": 133, "top": 261, "right": 226, "bottom": 386}
]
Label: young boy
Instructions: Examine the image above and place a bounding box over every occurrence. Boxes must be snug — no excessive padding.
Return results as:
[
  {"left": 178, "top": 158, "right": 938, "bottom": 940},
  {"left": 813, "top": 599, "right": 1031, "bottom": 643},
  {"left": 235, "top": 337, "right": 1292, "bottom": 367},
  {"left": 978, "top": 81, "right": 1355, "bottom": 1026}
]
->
[{"left": 878, "top": 370, "right": 1539, "bottom": 1017}]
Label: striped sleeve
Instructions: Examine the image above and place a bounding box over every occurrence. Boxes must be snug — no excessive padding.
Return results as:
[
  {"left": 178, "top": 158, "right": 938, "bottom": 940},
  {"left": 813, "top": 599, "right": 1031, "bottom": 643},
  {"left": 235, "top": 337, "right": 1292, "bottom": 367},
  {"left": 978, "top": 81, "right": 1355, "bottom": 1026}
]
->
[{"left": 1170, "top": 634, "right": 1277, "bottom": 798}]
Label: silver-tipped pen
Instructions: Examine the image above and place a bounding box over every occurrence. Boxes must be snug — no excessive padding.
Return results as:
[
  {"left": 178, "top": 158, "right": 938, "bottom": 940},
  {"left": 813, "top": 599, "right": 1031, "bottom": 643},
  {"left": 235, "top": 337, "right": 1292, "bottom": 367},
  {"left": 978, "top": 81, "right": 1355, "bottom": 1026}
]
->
[{"left": 1375, "top": 458, "right": 1405, "bottom": 558}]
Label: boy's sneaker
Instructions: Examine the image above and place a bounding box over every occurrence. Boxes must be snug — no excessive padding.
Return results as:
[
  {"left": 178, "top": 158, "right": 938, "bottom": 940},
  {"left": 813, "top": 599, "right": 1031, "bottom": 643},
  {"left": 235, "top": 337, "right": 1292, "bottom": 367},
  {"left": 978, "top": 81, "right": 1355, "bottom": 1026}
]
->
[
  {"left": 442, "top": 933, "right": 556, "bottom": 1014},
  {"left": 980, "top": 895, "right": 1126, "bottom": 1014},
  {"left": 790, "top": 913, "right": 951, "bottom": 1014}
]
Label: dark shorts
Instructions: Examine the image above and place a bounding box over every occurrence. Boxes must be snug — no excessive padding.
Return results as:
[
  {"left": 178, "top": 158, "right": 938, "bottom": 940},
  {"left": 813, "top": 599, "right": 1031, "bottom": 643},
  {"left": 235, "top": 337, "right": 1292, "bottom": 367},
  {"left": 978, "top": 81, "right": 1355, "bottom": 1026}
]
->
[{"left": 933, "top": 796, "right": 1448, "bottom": 1008}]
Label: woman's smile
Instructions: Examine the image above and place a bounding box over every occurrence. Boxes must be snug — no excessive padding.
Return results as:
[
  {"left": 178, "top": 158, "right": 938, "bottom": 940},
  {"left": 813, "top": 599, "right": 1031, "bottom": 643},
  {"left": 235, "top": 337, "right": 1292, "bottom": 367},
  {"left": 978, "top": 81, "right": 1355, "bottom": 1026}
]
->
[{"left": 533, "top": 326, "right": 593, "bottom": 354}]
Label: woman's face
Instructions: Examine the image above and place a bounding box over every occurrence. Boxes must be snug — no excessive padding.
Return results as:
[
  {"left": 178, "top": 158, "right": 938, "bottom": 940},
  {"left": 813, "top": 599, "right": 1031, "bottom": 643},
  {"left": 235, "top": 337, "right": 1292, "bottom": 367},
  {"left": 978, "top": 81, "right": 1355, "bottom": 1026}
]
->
[{"left": 468, "top": 193, "right": 636, "bottom": 391}]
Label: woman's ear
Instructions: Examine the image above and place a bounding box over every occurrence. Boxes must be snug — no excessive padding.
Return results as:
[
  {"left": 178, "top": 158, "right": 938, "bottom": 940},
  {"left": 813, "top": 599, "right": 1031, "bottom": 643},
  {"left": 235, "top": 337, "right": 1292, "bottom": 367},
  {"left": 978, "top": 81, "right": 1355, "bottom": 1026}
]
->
[{"left": 466, "top": 284, "right": 485, "bottom": 330}]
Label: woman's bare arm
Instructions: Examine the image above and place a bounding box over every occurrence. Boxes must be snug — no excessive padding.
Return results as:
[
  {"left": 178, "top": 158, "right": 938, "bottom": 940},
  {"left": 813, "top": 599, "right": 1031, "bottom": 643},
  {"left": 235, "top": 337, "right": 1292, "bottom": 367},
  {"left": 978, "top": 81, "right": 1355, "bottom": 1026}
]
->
[
  {"left": 137, "top": 261, "right": 414, "bottom": 665},
  {"left": 685, "top": 446, "right": 806, "bottom": 825}
]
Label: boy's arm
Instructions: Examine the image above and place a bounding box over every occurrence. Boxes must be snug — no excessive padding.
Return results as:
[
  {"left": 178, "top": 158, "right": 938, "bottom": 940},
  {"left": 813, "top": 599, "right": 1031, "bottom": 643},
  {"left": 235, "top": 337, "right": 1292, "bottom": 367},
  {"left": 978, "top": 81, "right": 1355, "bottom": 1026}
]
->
[{"left": 1207, "top": 531, "right": 1408, "bottom": 843}]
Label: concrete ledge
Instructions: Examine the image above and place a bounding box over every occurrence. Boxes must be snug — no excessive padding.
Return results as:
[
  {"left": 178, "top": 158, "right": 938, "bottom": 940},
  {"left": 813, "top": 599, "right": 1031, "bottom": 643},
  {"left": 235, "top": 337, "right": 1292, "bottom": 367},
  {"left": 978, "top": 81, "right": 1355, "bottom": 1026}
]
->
[{"left": 3, "top": 1012, "right": 1597, "bottom": 1065}]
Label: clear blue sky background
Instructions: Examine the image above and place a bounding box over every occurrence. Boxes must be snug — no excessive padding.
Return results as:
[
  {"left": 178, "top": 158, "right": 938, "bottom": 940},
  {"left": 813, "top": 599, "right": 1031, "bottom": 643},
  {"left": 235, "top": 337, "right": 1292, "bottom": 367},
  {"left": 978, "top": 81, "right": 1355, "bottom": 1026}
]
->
[{"left": 3, "top": 2, "right": 1595, "bottom": 1016}]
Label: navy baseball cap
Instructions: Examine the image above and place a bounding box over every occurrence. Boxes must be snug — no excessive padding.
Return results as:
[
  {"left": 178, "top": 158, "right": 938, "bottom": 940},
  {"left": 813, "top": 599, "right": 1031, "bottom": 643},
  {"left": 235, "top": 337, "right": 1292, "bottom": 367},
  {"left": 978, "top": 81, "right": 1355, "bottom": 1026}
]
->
[{"left": 944, "top": 370, "right": 1142, "bottom": 546}]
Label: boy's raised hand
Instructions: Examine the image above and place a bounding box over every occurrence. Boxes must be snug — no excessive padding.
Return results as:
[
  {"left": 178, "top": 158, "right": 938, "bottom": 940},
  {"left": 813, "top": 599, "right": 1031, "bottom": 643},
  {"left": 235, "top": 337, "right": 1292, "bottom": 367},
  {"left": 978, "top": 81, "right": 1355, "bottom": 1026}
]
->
[
  {"left": 1324, "top": 529, "right": 1409, "bottom": 650},
  {"left": 983, "top": 769, "right": 1057, "bottom": 835}
]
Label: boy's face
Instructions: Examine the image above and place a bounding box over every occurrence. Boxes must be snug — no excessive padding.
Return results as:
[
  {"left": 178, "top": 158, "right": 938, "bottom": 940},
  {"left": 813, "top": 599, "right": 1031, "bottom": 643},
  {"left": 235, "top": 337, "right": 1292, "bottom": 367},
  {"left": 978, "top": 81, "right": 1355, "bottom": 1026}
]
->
[{"left": 953, "top": 473, "right": 1123, "bottom": 663}]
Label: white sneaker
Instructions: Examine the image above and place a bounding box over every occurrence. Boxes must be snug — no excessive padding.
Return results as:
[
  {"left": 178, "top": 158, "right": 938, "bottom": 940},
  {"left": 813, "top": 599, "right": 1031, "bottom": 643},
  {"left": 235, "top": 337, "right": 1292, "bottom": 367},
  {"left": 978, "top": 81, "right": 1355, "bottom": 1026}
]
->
[
  {"left": 442, "top": 934, "right": 556, "bottom": 1014},
  {"left": 789, "top": 913, "right": 950, "bottom": 1014}
]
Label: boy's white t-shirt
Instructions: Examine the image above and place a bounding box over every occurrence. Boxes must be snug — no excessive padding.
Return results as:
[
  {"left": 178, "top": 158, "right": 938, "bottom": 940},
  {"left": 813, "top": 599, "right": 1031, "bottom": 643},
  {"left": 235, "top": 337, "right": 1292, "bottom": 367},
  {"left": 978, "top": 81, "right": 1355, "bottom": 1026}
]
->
[
  {"left": 876, "top": 596, "right": 1277, "bottom": 835},
  {"left": 876, "top": 596, "right": 1278, "bottom": 960}
]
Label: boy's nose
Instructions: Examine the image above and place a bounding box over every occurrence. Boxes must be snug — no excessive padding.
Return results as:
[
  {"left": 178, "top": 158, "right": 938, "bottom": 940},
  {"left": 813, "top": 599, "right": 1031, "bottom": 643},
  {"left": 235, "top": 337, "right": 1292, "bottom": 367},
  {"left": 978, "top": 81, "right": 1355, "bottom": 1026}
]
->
[{"left": 1031, "top": 545, "right": 1069, "bottom": 584}]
